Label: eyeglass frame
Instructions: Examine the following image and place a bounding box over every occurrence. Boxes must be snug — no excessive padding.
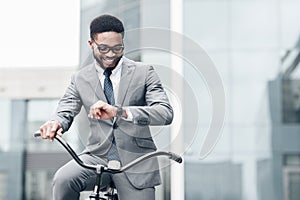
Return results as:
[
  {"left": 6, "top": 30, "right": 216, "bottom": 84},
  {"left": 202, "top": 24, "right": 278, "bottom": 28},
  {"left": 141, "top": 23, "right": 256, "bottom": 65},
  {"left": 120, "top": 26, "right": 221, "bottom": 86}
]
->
[{"left": 92, "top": 39, "right": 124, "bottom": 54}]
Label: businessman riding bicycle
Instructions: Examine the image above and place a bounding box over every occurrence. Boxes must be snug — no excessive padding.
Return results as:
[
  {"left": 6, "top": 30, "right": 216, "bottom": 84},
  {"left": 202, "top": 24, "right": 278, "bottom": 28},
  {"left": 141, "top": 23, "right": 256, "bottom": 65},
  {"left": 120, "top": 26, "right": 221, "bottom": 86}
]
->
[{"left": 39, "top": 14, "right": 174, "bottom": 200}]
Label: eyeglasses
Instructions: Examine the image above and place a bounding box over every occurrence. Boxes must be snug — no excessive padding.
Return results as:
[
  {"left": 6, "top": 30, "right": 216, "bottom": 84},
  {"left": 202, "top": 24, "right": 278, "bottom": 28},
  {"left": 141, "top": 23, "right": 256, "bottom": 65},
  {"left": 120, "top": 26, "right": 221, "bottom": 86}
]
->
[{"left": 93, "top": 40, "right": 124, "bottom": 54}]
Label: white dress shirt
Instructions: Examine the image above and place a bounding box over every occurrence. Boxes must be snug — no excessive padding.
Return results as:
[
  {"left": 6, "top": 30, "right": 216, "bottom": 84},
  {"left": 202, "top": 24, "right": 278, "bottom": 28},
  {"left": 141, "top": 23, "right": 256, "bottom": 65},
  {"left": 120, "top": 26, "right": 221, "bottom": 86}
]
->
[
  {"left": 94, "top": 57, "right": 133, "bottom": 120},
  {"left": 95, "top": 57, "right": 123, "bottom": 101}
]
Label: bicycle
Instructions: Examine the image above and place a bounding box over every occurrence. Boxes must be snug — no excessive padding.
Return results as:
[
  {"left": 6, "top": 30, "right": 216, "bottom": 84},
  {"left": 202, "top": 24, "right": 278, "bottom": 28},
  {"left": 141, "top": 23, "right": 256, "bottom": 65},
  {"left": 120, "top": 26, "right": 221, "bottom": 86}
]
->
[{"left": 34, "top": 132, "right": 182, "bottom": 200}]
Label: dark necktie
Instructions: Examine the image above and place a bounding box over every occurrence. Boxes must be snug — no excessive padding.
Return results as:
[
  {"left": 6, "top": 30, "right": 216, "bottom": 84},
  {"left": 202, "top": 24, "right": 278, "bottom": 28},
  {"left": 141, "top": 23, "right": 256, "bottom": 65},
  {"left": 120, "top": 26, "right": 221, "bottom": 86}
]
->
[
  {"left": 103, "top": 68, "right": 115, "bottom": 105},
  {"left": 103, "top": 68, "right": 120, "bottom": 161}
]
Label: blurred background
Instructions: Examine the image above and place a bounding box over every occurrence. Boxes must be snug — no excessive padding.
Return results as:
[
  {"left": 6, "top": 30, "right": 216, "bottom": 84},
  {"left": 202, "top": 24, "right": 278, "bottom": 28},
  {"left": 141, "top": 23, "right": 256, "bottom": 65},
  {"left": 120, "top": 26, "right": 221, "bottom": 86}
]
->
[{"left": 1, "top": 0, "right": 300, "bottom": 199}]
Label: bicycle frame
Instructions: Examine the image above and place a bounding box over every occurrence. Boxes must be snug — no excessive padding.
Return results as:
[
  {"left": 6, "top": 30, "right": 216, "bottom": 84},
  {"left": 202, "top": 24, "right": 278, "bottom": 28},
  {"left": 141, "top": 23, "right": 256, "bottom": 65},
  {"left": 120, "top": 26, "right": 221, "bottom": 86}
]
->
[{"left": 34, "top": 132, "right": 182, "bottom": 200}]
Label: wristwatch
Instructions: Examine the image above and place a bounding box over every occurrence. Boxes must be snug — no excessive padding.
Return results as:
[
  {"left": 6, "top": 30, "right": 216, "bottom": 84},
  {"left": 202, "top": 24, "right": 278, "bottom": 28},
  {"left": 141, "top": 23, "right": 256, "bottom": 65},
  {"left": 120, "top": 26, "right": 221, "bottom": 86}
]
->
[{"left": 114, "top": 105, "right": 123, "bottom": 117}]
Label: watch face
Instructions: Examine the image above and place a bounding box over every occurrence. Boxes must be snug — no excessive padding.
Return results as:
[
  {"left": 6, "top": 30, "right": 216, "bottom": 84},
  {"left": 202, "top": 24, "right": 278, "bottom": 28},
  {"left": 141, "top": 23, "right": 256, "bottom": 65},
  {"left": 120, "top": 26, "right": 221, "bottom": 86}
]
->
[{"left": 117, "top": 106, "right": 122, "bottom": 116}]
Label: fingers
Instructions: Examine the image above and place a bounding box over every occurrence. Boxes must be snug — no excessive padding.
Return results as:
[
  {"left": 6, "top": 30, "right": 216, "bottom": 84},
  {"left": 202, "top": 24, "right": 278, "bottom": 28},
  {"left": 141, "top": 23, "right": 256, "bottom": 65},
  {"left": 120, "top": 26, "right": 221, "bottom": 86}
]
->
[
  {"left": 39, "top": 120, "right": 61, "bottom": 141},
  {"left": 88, "top": 100, "right": 114, "bottom": 119},
  {"left": 88, "top": 101, "right": 99, "bottom": 119},
  {"left": 88, "top": 106, "right": 101, "bottom": 119},
  {"left": 57, "top": 128, "right": 63, "bottom": 137},
  {"left": 88, "top": 101, "right": 110, "bottom": 119},
  {"left": 39, "top": 124, "right": 47, "bottom": 138}
]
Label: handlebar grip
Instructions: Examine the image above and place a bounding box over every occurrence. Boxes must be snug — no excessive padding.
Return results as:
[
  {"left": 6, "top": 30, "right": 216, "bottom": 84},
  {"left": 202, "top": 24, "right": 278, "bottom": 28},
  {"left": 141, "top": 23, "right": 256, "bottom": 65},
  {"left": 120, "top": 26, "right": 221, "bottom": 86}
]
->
[
  {"left": 34, "top": 132, "right": 41, "bottom": 137},
  {"left": 169, "top": 152, "right": 183, "bottom": 163}
]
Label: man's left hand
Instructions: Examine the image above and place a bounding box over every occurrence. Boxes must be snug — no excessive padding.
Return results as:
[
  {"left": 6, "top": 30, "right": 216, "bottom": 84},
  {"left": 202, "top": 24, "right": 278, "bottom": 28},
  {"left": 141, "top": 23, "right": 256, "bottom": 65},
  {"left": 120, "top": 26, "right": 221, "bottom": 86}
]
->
[{"left": 88, "top": 100, "right": 117, "bottom": 119}]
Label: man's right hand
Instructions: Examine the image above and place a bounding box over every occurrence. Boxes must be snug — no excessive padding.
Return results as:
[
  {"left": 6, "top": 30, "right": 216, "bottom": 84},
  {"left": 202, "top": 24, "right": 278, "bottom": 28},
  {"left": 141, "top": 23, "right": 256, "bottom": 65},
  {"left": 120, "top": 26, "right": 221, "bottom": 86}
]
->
[{"left": 39, "top": 120, "right": 63, "bottom": 141}]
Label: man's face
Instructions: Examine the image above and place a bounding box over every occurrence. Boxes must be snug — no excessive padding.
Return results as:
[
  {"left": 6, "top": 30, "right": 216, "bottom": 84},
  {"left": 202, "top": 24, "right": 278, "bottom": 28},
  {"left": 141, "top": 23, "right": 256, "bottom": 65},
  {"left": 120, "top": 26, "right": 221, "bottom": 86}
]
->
[{"left": 89, "top": 31, "right": 124, "bottom": 69}]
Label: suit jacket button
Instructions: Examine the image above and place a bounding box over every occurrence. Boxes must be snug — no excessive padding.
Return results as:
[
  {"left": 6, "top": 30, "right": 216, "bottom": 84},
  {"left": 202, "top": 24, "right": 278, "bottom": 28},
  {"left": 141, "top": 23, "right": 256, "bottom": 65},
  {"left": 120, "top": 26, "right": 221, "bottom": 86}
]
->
[{"left": 137, "top": 118, "right": 150, "bottom": 125}]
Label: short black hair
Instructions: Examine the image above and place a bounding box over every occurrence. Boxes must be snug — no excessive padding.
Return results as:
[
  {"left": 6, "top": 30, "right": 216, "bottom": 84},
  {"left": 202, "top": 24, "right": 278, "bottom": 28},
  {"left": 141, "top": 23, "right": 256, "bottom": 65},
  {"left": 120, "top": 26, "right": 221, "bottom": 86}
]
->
[{"left": 90, "top": 14, "right": 124, "bottom": 40}]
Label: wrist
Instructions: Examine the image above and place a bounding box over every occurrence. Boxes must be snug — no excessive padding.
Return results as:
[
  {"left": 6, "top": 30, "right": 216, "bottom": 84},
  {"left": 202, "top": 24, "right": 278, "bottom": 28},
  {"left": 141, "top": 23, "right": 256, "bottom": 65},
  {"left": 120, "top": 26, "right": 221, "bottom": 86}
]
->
[
  {"left": 113, "top": 107, "right": 118, "bottom": 117},
  {"left": 114, "top": 105, "right": 123, "bottom": 117}
]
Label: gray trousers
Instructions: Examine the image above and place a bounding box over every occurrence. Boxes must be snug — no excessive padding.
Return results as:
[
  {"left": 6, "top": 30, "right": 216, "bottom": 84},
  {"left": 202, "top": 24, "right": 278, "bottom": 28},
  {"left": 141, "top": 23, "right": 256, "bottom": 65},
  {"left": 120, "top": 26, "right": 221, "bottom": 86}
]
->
[{"left": 52, "top": 153, "right": 155, "bottom": 200}]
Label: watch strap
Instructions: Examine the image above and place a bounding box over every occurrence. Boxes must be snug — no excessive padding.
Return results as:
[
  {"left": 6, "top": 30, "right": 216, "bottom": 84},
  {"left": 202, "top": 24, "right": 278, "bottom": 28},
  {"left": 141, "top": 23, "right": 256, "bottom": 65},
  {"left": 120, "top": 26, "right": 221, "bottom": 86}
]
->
[{"left": 114, "top": 105, "right": 122, "bottom": 117}]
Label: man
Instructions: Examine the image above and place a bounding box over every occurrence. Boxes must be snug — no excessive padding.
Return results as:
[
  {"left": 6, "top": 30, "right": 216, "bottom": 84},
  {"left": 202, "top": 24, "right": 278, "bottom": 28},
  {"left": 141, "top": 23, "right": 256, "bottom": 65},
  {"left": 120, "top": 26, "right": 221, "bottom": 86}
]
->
[{"left": 39, "top": 14, "right": 173, "bottom": 200}]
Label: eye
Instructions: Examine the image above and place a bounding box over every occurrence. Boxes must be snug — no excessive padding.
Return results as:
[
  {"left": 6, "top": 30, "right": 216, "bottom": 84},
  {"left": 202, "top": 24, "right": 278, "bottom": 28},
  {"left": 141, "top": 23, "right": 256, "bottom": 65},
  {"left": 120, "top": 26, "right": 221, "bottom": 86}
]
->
[
  {"left": 113, "top": 46, "right": 124, "bottom": 53},
  {"left": 98, "top": 45, "right": 109, "bottom": 52}
]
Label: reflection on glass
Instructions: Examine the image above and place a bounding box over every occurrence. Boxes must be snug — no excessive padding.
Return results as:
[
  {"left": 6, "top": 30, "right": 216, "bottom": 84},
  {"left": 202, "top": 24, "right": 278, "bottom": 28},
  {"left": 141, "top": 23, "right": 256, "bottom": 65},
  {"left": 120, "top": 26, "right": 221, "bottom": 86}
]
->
[
  {"left": 288, "top": 172, "right": 300, "bottom": 200},
  {"left": 26, "top": 99, "right": 62, "bottom": 152},
  {"left": 25, "top": 170, "right": 54, "bottom": 200},
  {"left": 0, "top": 173, "right": 7, "bottom": 200},
  {"left": 0, "top": 100, "right": 11, "bottom": 152}
]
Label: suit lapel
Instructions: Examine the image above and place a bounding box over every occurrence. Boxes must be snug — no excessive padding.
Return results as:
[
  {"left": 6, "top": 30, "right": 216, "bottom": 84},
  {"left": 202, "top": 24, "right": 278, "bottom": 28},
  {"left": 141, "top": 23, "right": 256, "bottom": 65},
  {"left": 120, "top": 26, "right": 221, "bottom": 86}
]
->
[
  {"left": 84, "top": 63, "right": 107, "bottom": 103},
  {"left": 84, "top": 63, "right": 114, "bottom": 123},
  {"left": 117, "top": 58, "right": 135, "bottom": 105}
]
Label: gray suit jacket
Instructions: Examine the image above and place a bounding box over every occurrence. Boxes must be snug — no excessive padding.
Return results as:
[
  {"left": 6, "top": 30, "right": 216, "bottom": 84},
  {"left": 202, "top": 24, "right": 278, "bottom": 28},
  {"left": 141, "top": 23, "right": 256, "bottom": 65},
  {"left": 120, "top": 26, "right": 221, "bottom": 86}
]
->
[{"left": 52, "top": 57, "right": 173, "bottom": 189}]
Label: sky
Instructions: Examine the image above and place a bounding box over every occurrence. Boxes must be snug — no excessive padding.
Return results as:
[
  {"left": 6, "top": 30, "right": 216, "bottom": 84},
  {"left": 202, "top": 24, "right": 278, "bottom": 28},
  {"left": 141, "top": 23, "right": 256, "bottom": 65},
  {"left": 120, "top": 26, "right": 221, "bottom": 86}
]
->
[{"left": 0, "top": 0, "right": 80, "bottom": 68}]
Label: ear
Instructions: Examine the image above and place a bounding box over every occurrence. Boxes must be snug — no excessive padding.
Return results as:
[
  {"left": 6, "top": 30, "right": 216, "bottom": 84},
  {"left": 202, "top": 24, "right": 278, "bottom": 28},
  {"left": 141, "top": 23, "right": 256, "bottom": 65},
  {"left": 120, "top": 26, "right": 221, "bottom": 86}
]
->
[{"left": 88, "top": 40, "right": 93, "bottom": 48}]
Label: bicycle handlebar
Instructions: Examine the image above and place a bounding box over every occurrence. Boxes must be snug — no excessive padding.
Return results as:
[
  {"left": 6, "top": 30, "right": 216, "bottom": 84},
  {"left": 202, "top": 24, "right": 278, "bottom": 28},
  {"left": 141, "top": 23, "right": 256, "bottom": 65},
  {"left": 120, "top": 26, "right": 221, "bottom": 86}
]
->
[{"left": 34, "top": 132, "right": 182, "bottom": 173}]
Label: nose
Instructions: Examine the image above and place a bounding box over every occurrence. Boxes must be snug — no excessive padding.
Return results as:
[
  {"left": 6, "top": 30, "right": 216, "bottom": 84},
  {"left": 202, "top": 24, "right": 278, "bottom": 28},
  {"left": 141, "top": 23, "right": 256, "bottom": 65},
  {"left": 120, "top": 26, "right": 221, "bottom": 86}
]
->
[{"left": 105, "top": 49, "right": 115, "bottom": 57}]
